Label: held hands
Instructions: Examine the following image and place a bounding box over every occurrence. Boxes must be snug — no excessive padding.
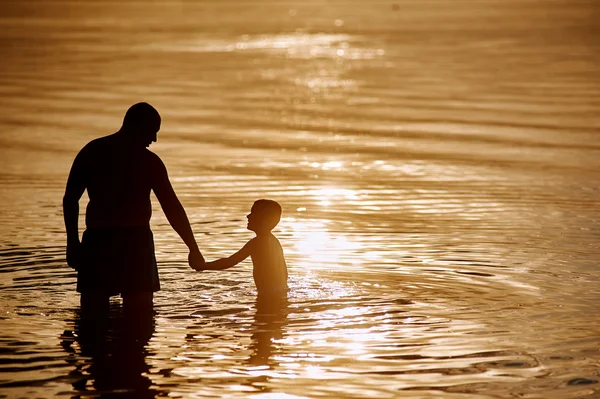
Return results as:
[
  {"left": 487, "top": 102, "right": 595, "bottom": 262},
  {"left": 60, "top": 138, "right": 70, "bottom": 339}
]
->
[{"left": 188, "top": 247, "right": 205, "bottom": 271}]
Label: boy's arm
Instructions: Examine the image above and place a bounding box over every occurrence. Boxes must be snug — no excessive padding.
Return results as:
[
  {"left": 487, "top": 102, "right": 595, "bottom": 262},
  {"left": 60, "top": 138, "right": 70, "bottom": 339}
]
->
[{"left": 203, "top": 239, "right": 255, "bottom": 271}]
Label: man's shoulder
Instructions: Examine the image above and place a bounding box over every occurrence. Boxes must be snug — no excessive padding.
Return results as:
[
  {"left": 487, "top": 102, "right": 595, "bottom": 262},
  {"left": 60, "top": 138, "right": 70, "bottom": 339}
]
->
[
  {"left": 143, "top": 149, "right": 165, "bottom": 169},
  {"left": 80, "top": 134, "right": 115, "bottom": 153},
  {"left": 143, "top": 148, "right": 161, "bottom": 160}
]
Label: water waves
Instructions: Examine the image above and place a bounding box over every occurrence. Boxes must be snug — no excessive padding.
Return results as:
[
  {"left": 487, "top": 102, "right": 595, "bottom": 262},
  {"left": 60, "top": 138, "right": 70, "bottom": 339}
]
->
[{"left": 1, "top": 0, "right": 599, "bottom": 397}]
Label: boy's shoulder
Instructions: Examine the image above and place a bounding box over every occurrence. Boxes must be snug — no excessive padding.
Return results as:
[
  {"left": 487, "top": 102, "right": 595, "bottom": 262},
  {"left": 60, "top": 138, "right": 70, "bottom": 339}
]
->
[
  {"left": 248, "top": 234, "right": 281, "bottom": 250},
  {"left": 252, "top": 233, "right": 280, "bottom": 243}
]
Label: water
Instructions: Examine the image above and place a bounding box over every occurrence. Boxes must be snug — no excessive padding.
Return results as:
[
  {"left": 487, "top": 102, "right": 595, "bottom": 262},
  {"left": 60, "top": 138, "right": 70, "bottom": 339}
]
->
[{"left": 1, "top": 0, "right": 599, "bottom": 397}]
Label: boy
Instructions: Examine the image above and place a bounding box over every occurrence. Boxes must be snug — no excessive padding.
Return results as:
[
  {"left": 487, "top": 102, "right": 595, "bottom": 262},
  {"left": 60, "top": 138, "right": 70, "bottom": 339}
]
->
[{"left": 197, "top": 199, "right": 288, "bottom": 296}]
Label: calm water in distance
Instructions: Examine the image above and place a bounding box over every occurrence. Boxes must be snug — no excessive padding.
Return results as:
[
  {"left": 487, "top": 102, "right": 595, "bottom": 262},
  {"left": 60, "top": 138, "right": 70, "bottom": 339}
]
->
[{"left": 0, "top": 1, "right": 599, "bottom": 398}]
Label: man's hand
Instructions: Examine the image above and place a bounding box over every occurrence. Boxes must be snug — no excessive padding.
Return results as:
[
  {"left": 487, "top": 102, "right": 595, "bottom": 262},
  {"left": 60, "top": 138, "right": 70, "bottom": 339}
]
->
[
  {"left": 188, "top": 248, "right": 205, "bottom": 271},
  {"left": 66, "top": 241, "right": 82, "bottom": 270}
]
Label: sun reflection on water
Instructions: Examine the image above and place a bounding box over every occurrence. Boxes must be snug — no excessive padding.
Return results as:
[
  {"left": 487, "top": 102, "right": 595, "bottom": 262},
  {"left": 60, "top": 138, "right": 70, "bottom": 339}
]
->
[
  {"left": 309, "top": 161, "right": 344, "bottom": 170},
  {"left": 147, "top": 32, "right": 385, "bottom": 61},
  {"left": 284, "top": 218, "right": 362, "bottom": 270}
]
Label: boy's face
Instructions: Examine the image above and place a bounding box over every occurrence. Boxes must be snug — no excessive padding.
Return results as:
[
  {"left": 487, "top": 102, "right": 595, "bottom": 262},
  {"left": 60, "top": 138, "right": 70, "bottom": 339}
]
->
[{"left": 246, "top": 205, "right": 260, "bottom": 232}]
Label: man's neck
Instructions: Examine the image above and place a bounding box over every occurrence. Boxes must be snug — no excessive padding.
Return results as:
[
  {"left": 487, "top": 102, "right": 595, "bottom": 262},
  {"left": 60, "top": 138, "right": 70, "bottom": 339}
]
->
[{"left": 115, "top": 130, "right": 143, "bottom": 149}]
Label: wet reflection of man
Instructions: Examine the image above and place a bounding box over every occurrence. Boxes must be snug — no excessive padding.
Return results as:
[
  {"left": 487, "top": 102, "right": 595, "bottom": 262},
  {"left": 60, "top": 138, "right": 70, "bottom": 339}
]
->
[{"left": 60, "top": 305, "right": 157, "bottom": 398}]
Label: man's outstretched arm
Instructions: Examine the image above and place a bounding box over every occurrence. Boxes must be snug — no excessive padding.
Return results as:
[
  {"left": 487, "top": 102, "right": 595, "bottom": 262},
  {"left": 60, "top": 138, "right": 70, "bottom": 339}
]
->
[{"left": 153, "top": 159, "right": 205, "bottom": 269}]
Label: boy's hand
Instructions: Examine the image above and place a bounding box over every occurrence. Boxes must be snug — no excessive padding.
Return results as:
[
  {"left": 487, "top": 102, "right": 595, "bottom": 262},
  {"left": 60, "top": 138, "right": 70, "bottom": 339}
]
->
[{"left": 188, "top": 248, "right": 205, "bottom": 271}]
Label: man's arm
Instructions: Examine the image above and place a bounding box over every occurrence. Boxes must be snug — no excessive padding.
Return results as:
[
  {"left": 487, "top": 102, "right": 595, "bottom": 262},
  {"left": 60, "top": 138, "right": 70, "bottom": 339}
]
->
[
  {"left": 203, "top": 240, "right": 254, "bottom": 270},
  {"left": 152, "top": 157, "right": 205, "bottom": 269},
  {"left": 63, "top": 151, "right": 87, "bottom": 269}
]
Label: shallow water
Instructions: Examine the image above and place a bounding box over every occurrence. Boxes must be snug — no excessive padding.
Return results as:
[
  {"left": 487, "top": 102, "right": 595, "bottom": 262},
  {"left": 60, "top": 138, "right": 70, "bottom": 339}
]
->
[{"left": 1, "top": 0, "right": 600, "bottom": 398}]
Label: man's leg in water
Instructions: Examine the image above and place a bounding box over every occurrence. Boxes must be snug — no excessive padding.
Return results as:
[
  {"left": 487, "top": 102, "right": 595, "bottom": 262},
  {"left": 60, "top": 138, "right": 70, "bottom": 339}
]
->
[
  {"left": 122, "top": 292, "right": 154, "bottom": 317},
  {"left": 122, "top": 292, "right": 154, "bottom": 343},
  {"left": 80, "top": 292, "right": 110, "bottom": 320},
  {"left": 78, "top": 293, "right": 110, "bottom": 354}
]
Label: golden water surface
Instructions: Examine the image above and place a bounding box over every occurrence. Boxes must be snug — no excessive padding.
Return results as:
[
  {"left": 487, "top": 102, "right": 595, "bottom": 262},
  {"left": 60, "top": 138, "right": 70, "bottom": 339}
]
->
[{"left": 0, "top": 1, "right": 599, "bottom": 398}]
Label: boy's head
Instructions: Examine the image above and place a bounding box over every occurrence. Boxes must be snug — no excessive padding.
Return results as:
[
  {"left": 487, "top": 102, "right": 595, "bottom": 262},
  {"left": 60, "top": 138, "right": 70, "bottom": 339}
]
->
[{"left": 247, "top": 199, "right": 282, "bottom": 233}]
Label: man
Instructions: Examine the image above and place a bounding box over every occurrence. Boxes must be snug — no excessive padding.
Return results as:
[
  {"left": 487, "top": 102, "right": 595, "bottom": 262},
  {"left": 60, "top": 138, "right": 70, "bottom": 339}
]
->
[{"left": 63, "top": 102, "right": 204, "bottom": 318}]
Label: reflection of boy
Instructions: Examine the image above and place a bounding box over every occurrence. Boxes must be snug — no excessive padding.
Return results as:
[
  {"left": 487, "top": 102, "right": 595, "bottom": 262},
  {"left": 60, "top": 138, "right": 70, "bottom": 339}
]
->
[{"left": 197, "top": 199, "right": 288, "bottom": 296}]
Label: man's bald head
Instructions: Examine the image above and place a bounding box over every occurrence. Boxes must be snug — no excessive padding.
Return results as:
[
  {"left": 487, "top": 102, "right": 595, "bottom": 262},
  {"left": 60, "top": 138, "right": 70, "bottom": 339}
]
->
[
  {"left": 122, "top": 102, "right": 161, "bottom": 129},
  {"left": 121, "top": 102, "right": 161, "bottom": 147}
]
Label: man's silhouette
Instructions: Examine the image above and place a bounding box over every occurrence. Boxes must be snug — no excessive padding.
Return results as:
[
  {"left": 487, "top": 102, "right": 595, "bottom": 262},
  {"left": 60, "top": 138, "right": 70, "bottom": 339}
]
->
[{"left": 63, "top": 102, "right": 204, "bottom": 318}]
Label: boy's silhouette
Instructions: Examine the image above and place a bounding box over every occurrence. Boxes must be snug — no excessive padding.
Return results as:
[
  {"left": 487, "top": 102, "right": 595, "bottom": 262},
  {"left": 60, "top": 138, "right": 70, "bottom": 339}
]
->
[
  {"left": 63, "top": 102, "right": 205, "bottom": 318},
  {"left": 198, "top": 199, "right": 288, "bottom": 296}
]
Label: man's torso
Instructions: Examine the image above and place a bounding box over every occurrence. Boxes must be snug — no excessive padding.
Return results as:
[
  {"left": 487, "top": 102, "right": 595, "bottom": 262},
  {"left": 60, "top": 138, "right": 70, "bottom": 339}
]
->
[{"left": 78, "top": 134, "right": 159, "bottom": 229}]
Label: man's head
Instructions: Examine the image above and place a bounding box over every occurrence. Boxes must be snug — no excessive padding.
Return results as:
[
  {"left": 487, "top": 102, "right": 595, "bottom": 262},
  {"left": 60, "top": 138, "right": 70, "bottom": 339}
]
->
[
  {"left": 247, "top": 199, "right": 282, "bottom": 233},
  {"left": 121, "top": 102, "right": 161, "bottom": 148}
]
